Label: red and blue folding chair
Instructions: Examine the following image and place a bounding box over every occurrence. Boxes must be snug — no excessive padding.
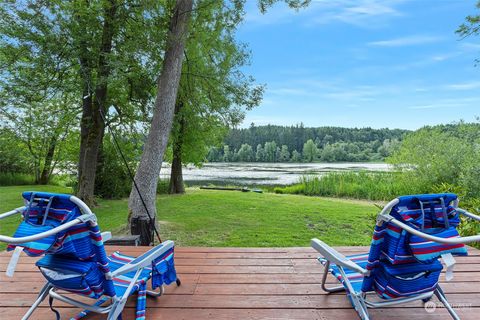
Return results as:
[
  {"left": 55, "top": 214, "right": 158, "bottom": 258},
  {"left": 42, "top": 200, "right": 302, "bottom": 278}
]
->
[
  {"left": 312, "top": 193, "right": 480, "bottom": 320},
  {"left": 0, "top": 191, "right": 180, "bottom": 320}
]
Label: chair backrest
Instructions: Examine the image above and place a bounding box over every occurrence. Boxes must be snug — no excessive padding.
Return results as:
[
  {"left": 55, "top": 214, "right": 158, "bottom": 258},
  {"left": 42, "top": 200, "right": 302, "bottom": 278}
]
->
[
  {"left": 7, "top": 191, "right": 83, "bottom": 256},
  {"left": 361, "top": 193, "right": 467, "bottom": 296},
  {"left": 7, "top": 192, "right": 117, "bottom": 298}
]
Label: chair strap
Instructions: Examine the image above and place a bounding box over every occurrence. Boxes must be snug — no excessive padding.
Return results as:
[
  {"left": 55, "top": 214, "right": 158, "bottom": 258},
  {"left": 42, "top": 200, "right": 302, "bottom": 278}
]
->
[
  {"left": 49, "top": 295, "right": 61, "bottom": 320},
  {"left": 42, "top": 196, "right": 55, "bottom": 226},
  {"left": 419, "top": 200, "right": 426, "bottom": 231},
  {"left": 418, "top": 198, "right": 450, "bottom": 230},
  {"left": 439, "top": 197, "right": 450, "bottom": 229},
  {"left": 135, "top": 282, "right": 147, "bottom": 320},
  {"left": 25, "top": 192, "right": 35, "bottom": 221}
]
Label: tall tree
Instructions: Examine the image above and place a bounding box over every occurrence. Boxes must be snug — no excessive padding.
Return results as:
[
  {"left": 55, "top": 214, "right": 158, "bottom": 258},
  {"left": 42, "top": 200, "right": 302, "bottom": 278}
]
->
[
  {"left": 0, "top": 98, "right": 77, "bottom": 184},
  {"left": 0, "top": 1, "right": 169, "bottom": 203},
  {"left": 256, "top": 144, "right": 266, "bottom": 162},
  {"left": 168, "top": 0, "right": 263, "bottom": 193},
  {"left": 75, "top": 0, "right": 119, "bottom": 205},
  {"left": 132, "top": 0, "right": 308, "bottom": 241},
  {"left": 279, "top": 145, "right": 290, "bottom": 162},
  {"left": 0, "top": 2, "right": 80, "bottom": 184},
  {"left": 73, "top": 0, "right": 169, "bottom": 205},
  {"left": 303, "top": 139, "right": 318, "bottom": 162},
  {"left": 128, "top": 0, "right": 194, "bottom": 244},
  {"left": 264, "top": 141, "right": 277, "bottom": 162}
]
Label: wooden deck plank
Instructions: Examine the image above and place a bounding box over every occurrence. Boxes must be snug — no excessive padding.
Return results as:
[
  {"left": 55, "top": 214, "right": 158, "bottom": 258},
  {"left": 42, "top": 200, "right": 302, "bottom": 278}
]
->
[
  {"left": 3, "top": 307, "right": 480, "bottom": 320},
  {"left": 1, "top": 246, "right": 479, "bottom": 319}
]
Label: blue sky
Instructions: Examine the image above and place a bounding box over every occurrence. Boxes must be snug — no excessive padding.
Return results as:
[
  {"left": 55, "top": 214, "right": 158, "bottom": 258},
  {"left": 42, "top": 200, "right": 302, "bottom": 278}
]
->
[{"left": 236, "top": 0, "right": 480, "bottom": 129}]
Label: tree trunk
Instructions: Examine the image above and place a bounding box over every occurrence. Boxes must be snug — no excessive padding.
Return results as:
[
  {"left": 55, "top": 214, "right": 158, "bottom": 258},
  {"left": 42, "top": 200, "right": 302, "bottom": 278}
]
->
[
  {"left": 94, "top": 140, "right": 105, "bottom": 195},
  {"left": 169, "top": 148, "right": 185, "bottom": 194},
  {"left": 76, "top": 1, "right": 117, "bottom": 206},
  {"left": 169, "top": 101, "right": 185, "bottom": 194},
  {"left": 128, "top": 0, "right": 193, "bottom": 244},
  {"left": 38, "top": 135, "right": 57, "bottom": 185},
  {"left": 77, "top": 105, "right": 104, "bottom": 206}
]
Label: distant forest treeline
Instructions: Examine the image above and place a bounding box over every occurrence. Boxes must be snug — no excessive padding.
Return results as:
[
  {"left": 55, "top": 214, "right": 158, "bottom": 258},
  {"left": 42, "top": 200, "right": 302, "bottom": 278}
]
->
[{"left": 206, "top": 124, "right": 410, "bottom": 163}]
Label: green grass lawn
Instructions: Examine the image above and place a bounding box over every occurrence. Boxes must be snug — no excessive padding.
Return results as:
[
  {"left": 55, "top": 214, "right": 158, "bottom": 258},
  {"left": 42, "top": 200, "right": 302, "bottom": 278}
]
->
[{"left": 0, "top": 185, "right": 378, "bottom": 248}]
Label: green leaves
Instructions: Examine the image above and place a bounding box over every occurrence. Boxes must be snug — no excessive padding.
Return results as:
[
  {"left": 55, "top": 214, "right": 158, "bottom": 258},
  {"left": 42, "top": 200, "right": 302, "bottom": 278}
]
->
[
  {"left": 303, "top": 139, "right": 318, "bottom": 162},
  {"left": 258, "top": 0, "right": 310, "bottom": 14},
  {"left": 169, "top": 1, "right": 265, "bottom": 166},
  {"left": 457, "top": 1, "right": 480, "bottom": 65},
  {"left": 388, "top": 122, "right": 480, "bottom": 199}
]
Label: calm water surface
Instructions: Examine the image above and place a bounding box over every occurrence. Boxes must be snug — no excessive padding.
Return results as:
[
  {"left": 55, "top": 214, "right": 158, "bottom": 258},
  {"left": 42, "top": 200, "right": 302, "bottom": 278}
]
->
[{"left": 160, "top": 162, "right": 391, "bottom": 186}]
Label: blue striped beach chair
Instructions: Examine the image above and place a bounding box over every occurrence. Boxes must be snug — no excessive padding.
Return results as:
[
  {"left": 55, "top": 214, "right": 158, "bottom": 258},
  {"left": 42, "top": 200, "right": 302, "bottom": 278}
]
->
[
  {"left": 0, "top": 191, "right": 180, "bottom": 320},
  {"left": 311, "top": 193, "right": 480, "bottom": 320}
]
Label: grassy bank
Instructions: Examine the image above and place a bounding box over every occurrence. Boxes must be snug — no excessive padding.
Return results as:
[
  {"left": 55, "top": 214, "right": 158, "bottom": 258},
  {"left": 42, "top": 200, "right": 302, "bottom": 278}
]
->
[
  {"left": 274, "top": 171, "right": 426, "bottom": 201},
  {"left": 0, "top": 185, "right": 377, "bottom": 248},
  {"left": 0, "top": 173, "right": 36, "bottom": 186}
]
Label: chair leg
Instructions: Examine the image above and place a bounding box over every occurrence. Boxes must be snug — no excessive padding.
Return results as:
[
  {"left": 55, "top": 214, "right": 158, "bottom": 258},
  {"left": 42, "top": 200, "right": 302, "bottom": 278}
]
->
[
  {"left": 321, "top": 260, "right": 346, "bottom": 293},
  {"left": 146, "top": 285, "right": 164, "bottom": 297},
  {"left": 434, "top": 287, "right": 460, "bottom": 320},
  {"left": 107, "top": 299, "right": 125, "bottom": 320},
  {"left": 350, "top": 293, "right": 370, "bottom": 320},
  {"left": 336, "top": 266, "right": 369, "bottom": 320},
  {"left": 22, "top": 283, "right": 52, "bottom": 320}
]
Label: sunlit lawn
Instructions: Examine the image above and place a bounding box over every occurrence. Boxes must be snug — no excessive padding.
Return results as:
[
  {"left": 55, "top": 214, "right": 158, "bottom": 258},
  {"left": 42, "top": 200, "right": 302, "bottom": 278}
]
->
[{"left": 0, "top": 185, "right": 377, "bottom": 248}]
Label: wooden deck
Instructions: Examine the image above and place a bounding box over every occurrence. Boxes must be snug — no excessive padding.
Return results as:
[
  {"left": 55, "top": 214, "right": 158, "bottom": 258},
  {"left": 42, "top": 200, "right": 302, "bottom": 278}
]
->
[{"left": 1, "top": 246, "right": 479, "bottom": 319}]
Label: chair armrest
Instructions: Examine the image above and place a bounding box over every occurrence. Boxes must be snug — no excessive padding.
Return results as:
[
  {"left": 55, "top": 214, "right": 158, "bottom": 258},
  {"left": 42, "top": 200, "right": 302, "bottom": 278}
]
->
[
  {"left": 110, "top": 240, "right": 174, "bottom": 277},
  {"left": 389, "top": 218, "right": 480, "bottom": 244},
  {"left": 0, "top": 207, "right": 25, "bottom": 220},
  {"left": 457, "top": 208, "right": 480, "bottom": 222},
  {"left": 0, "top": 214, "right": 95, "bottom": 244},
  {"left": 311, "top": 238, "right": 367, "bottom": 274}
]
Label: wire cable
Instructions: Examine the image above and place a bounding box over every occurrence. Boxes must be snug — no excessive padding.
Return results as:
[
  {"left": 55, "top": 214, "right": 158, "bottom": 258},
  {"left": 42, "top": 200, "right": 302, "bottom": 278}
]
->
[{"left": 99, "top": 109, "right": 162, "bottom": 244}]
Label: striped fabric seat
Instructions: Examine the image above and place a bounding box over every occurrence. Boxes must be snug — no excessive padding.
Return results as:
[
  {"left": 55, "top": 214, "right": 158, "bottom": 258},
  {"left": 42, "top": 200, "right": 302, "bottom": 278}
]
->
[
  {"left": 63, "top": 249, "right": 176, "bottom": 320},
  {"left": 319, "top": 253, "right": 369, "bottom": 294},
  {"left": 69, "top": 250, "right": 176, "bottom": 320},
  {"left": 109, "top": 251, "right": 153, "bottom": 296},
  {"left": 69, "top": 252, "right": 153, "bottom": 320}
]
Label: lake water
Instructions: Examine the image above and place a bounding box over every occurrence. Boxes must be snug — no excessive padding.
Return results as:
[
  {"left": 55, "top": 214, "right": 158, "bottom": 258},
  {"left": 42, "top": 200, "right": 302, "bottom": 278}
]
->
[{"left": 159, "top": 162, "right": 391, "bottom": 186}]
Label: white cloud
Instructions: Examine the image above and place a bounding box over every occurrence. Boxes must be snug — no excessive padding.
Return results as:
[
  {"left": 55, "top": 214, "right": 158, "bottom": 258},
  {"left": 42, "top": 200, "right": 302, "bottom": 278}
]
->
[
  {"left": 414, "top": 87, "right": 428, "bottom": 92},
  {"left": 368, "top": 35, "right": 443, "bottom": 47},
  {"left": 242, "top": 115, "right": 300, "bottom": 127},
  {"left": 243, "top": 0, "right": 407, "bottom": 28},
  {"left": 459, "top": 42, "right": 480, "bottom": 52},
  {"left": 445, "top": 81, "right": 480, "bottom": 90},
  {"left": 408, "top": 103, "right": 465, "bottom": 110},
  {"left": 268, "top": 88, "right": 310, "bottom": 96},
  {"left": 310, "top": 0, "right": 404, "bottom": 26},
  {"left": 431, "top": 55, "right": 448, "bottom": 62},
  {"left": 407, "top": 97, "right": 480, "bottom": 109},
  {"left": 408, "top": 104, "right": 445, "bottom": 110}
]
